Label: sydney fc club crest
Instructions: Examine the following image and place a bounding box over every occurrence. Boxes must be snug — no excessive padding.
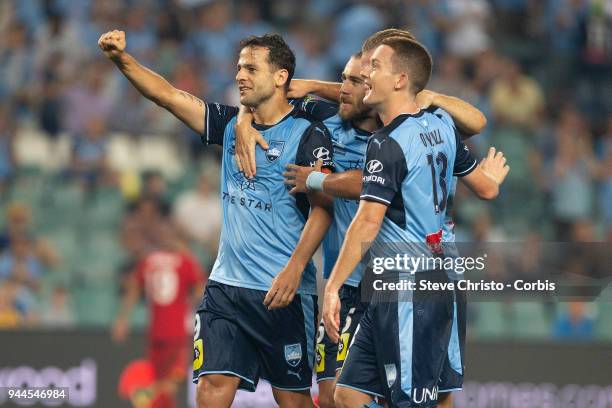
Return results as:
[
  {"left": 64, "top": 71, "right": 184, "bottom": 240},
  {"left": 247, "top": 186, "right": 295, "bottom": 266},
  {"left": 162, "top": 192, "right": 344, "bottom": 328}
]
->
[
  {"left": 284, "top": 343, "right": 302, "bottom": 367},
  {"left": 232, "top": 171, "right": 257, "bottom": 191},
  {"left": 384, "top": 363, "right": 397, "bottom": 388},
  {"left": 266, "top": 140, "right": 285, "bottom": 162}
]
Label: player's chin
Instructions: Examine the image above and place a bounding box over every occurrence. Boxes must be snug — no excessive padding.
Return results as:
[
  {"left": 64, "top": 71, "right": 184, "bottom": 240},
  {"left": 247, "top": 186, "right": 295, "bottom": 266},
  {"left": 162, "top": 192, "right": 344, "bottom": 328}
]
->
[
  {"left": 239, "top": 95, "right": 257, "bottom": 107},
  {"left": 338, "top": 105, "right": 355, "bottom": 120}
]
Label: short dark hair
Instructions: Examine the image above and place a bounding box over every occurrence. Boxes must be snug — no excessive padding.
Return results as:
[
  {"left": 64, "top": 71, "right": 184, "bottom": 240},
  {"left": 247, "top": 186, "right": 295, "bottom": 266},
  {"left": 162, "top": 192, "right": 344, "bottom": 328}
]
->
[
  {"left": 362, "top": 28, "right": 416, "bottom": 53},
  {"left": 240, "top": 34, "right": 296, "bottom": 91},
  {"left": 381, "top": 36, "right": 432, "bottom": 94},
  {"left": 352, "top": 51, "right": 363, "bottom": 59}
]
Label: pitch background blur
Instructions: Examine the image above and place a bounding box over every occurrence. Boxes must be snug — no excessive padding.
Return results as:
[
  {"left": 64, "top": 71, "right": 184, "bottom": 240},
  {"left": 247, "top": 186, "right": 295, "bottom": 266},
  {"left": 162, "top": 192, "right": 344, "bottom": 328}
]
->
[{"left": 0, "top": 0, "right": 611, "bottom": 407}]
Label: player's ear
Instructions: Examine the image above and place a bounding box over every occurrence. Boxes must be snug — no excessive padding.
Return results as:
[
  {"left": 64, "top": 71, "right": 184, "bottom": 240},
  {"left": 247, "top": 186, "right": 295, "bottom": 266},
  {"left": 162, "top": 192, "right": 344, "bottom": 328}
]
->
[
  {"left": 395, "top": 73, "right": 409, "bottom": 92},
  {"left": 275, "top": 69, "right": 289, "bottom": 89}
]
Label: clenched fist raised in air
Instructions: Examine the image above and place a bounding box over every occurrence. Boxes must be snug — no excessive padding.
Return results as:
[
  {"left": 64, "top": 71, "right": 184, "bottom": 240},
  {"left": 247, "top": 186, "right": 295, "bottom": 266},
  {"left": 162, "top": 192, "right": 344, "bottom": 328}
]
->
[{"left": 98, "top": 30, "right": 126, "bottom": 60}]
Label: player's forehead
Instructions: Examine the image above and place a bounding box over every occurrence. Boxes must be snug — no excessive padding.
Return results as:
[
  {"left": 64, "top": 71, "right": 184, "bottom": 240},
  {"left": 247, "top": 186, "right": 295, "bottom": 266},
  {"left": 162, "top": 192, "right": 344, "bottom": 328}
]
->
[
  {"left": 238, "top": 46, "right": 270, "bottom": 66},
  {"left": 343, "top": 56, "right": 362, "bottom": 77},
  {"left": 361, "top": 49, "right": 374, "bottom": 65},
  {"left": 371, "top": 44, "right": 394, "bottom": 63}
]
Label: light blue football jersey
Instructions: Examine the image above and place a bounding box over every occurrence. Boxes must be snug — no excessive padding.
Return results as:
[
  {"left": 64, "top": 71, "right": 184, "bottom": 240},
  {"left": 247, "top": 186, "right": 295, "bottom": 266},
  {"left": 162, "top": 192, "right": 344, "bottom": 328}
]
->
[
  {"left": 203, "top": 103, "right": 334, "bottom": 295},
  {"left": 361, "top": 108, "right": 477, "bottom": 272},
  {"left": 293, "top": 98, "right": 371, "bottom": 287}
]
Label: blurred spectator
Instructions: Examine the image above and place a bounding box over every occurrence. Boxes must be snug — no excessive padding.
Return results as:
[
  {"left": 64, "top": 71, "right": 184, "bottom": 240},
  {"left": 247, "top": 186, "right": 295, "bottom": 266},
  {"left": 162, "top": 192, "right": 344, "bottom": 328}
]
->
[
  {"left": 0, "top": 202, "right": 59, "bottom": 268},
  {"left": 70, "top": 117, "right": 112, "bottom": 190},
  {"left": 122, "top": 195, "right": 174, "bottom": 263},
  {"left": 0, "top": 234, "right": 44, "bottom": 293},
  {"left": 186, "top": 1, "right": 235, "bottom": 98},
  {"left": 0, "top": 282, "right": 23, "bottom": 329},
  {"left": 328, "top": 1, "right": 384, "bottom": 72},
  {"left": 40, "top": 285, "right": 76, "bottom": 328},
  {"left": 33, "top": 12, "right": 82, "bottom": 68},
  {"left": 109, "top": 86, "right": 151, "bottom": 136},
  {"left": 62, "top": 61, "right": 114, "bottom": 134},
  {"left": 404, "top": 0, "right": 450, "bottom": 58},
  {"left": 36, "top": 51, "right": 66, "bottom": 137},
  {"left": 444, "top": 0, "right": 492, "bottom": 58},
  {"left": 0, "top": 21, "right": 34, "bottom": 101},
  {"left": 549, "top": 108, "right": 598, "bottom": 240},
  {"left": 124, "top": 6, "right": 157, "bottom": 64},
  {"left": 597, "top": 119, "right": 612, "bottom": 241},
  {"left": 553, "top": 301, "right": 596, "bottom": 340},
  {"left": 233, "top": 0, "right": 273, "bottom": 42},
  {"left": 544, "top": 0, "right": 588, "bottom": 54},
  {"left": 429, "top": 54, "right": 479, "bottom": 106},
  {"left": 140, "top": 170, "right": 171, "bottom": 216},
  {"left": 288, "top": 22, "right": 334, "bottom": 81},
  {"left": 0, "top": 104, "right": 16, "bottom": 196},
  {"left": 173, "top": 174, "right": 221, "bottom": 257},
  {"left": 489, "top": 58, "right": 545, "bottom": 130}
]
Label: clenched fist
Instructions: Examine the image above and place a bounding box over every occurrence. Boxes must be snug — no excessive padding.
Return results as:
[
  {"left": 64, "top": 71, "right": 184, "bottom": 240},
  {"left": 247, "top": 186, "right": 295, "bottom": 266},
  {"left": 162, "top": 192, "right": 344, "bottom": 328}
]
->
[{"left": 98, "top": 30, "right": 126, "bottom": 60}]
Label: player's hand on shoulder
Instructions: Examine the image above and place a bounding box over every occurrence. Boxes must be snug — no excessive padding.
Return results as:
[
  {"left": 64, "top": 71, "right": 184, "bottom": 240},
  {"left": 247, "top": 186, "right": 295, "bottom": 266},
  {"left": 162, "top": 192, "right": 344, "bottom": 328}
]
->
[
  {"left": 415, "top": 89, "right": 437, "bottom": 110},
  {"left": 234, "top": 121, "right": 268, "bottom": 179},
  {"left": 287, "top": 79, "right": 313, "bottom": 99},
  {"left": 98, "top": 29, "right": 126, "bottom": 59},
  {"left": 479, "top": 146, "right": 510, "bottom": 186}
]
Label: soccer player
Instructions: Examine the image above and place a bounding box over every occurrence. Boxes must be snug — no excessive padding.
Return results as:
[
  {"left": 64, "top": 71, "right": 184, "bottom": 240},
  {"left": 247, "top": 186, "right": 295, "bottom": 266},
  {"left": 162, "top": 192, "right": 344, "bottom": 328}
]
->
[
  {"left": 113, "top": 225, "right": 205, "bottom": 408},
  {"left": 323, "top": 38, "right": 508, "bottom": 408},
  {"left": 235, "top": 28, "right": 496, "bottom": 408},
  {"left": 99, "top": 31, "right": 334, "bottom": 407}
]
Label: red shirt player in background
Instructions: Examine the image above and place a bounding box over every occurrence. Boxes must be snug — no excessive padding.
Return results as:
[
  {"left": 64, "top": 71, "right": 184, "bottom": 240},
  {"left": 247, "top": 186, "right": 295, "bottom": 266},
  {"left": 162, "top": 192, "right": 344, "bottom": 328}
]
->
[{"left": 113, "top": 225, "right": 205, "bottom": 408}]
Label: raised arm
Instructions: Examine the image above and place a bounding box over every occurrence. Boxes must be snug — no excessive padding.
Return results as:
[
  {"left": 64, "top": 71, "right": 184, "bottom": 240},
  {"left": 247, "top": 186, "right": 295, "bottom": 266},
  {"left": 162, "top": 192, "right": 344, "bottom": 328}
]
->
[
  {"left": 98, "top": 30, "right": 205, "bottom": 134},
  {"left": 288, "top": 79, "right": 342, "bottom": 102},
  {"left": 416, "top": 90, "right": 487, "bottom": 137},
  {"left": 461, "top": 147, "right": 509, "bottom": 200}
]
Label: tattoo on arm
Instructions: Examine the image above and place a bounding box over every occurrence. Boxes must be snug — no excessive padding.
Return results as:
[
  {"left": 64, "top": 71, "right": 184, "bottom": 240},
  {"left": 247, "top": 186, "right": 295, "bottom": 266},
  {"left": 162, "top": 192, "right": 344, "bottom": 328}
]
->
[{"left": 179, "top": 91, "right": 204, "bottom": 107}]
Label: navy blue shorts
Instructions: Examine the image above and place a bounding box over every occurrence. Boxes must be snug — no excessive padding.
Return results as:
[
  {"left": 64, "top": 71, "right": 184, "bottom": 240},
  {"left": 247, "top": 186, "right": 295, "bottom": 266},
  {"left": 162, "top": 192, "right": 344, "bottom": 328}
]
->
[
  {"left": 337, "top": 270, "right": 455, "bottom": 407},
  {"left": 192, "top": 280, "right": 318, "bottom": 391},
  {"left": 315, "top": 284, "right": 367, "bottom": 382}
]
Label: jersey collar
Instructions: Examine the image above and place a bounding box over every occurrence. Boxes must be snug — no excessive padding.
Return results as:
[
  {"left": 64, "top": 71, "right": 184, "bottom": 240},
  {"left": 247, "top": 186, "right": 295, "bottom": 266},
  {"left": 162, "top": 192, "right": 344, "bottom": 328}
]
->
[{"left": 252, "top": 105, "right": 297, "bottom": 131}]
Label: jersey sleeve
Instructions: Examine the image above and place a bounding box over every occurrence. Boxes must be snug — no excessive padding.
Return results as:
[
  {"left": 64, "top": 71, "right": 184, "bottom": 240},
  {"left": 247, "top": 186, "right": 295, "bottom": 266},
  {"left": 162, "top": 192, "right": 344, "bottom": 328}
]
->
[
  {"left": 432, "top": 107, "right": 478, "bottom": 177},
  {"left": 290, "top": 97, "right": 338, "bottom": 122},
  {"left": 360, "top": 136, "right": 407, "bottom": 205},
  {"left": 202, "top": 102, "right": 239, "bottom": 146},
  {"left": 432, "top": 106, "right": 470, "bottom": 140},
  {"left": 295, "top": 122, "right": 335, "bottom": 171},
  {"left": 453, "top": 132, "right": 478, "bottom": 177}
]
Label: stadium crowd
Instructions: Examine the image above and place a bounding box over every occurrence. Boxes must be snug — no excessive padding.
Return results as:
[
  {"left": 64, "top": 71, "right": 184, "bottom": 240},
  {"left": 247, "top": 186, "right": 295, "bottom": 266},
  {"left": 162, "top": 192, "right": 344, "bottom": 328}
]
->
[{"left": 0, "top": 0, "right": 611, "bottom": 340}]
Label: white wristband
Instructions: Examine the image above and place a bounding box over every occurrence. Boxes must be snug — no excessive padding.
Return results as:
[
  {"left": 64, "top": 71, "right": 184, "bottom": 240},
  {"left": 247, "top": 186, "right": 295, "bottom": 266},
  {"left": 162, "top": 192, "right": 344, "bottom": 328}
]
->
[{"left": 305, "top": 171, "right": 327, "bottom": 192}]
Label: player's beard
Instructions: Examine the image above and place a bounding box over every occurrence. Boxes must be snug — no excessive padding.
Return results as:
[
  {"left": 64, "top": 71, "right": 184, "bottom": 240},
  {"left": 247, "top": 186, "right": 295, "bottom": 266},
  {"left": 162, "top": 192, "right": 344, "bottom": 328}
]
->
[{"left": 338, "top": 97, "right": 372, "bottom": 122}]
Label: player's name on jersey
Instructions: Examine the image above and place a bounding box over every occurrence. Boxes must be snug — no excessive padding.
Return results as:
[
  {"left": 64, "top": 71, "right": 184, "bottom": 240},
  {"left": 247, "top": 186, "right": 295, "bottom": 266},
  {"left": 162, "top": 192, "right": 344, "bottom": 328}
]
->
[
  {"left": 372, "top": 279, "right": 557, "bottom": 292},
  {"left": 222, "top": 192, "right": 272, "bottom": 212}
]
